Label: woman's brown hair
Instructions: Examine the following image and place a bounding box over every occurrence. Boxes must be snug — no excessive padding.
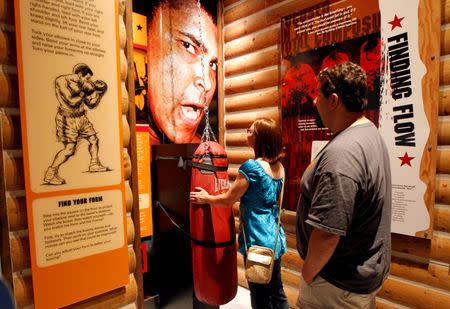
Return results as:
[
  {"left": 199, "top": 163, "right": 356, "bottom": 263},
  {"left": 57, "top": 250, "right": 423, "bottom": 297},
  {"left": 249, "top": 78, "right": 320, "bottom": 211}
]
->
[{"left": 252, "top": 118, "right": 284, "bottom": 164}]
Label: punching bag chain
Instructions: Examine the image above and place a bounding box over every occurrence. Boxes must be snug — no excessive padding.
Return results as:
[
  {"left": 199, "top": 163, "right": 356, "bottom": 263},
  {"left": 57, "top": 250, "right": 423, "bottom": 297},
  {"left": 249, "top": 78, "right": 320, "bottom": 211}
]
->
[{"left": 196, "top": 0, "right": 217, "bottom": 155}]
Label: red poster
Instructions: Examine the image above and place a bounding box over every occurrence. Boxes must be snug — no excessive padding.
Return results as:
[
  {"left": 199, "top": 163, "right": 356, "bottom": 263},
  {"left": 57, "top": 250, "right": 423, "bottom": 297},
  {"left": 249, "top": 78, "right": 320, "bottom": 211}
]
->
[{"left": 280, "top": 0, "right": 380, "bottom": 211}]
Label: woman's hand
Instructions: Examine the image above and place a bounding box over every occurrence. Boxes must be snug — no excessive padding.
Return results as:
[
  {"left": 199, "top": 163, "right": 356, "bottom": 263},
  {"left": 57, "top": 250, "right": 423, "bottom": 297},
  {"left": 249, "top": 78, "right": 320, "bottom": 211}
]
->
[{"left": 190, "top": 187, "right": 211, "bottom": 204}]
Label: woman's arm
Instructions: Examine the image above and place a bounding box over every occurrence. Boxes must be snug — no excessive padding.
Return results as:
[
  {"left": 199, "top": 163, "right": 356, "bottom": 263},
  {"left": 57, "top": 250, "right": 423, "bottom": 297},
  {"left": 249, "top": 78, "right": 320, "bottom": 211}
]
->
[{"left": 190, "top": 173, "right": 249, "bottom": 206}]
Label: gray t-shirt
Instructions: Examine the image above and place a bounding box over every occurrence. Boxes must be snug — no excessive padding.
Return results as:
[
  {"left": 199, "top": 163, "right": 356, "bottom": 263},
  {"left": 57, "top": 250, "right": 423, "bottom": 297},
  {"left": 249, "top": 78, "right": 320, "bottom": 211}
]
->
[{"left": 296, "top": 121, "right": 391, "bottom": 293}]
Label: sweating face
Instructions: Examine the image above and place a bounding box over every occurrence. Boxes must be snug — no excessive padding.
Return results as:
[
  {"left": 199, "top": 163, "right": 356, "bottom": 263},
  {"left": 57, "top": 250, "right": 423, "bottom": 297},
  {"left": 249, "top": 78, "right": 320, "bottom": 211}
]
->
[{"left": 147, "top": 4, "right": 218, "bottom": 143}]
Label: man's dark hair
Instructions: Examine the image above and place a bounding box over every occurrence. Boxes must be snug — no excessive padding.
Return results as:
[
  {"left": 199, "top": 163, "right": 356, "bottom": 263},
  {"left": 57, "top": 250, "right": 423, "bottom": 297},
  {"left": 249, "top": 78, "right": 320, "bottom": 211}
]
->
[
  {"left": 146, "top": 0, "right": 217, "bottom": 25},
  {"left": 73, "top": 63, "right": 93, "bottom": 77},
  {"left": 318, "top": 62, "right": 368, "bottom": 113}
]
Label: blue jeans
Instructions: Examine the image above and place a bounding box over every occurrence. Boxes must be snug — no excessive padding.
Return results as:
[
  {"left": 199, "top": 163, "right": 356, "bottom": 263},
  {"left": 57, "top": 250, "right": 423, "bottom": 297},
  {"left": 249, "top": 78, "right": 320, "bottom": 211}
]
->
[{"left": 247, "top": 258, "right": 289, "bottom": 309}]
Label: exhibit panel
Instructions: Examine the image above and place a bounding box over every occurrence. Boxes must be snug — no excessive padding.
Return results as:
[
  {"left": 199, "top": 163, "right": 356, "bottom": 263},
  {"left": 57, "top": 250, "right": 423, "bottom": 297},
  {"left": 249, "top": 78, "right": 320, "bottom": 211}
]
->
[{"left": 0, "top": 0, "right": 141, "bottom": 308}]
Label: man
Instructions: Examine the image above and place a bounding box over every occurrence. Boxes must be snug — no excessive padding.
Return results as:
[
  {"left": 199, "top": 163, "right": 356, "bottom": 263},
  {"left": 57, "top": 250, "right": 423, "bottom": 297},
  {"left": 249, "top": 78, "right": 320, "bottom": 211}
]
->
[
  {"left": 44, "top": 63, "right": 109, "bottom": 185},
  {"left": 147, "top": 0, "right": 218, "bottom": 144},
  {"left": 296, "top": 62, "right": 391, "bottom": 308}
]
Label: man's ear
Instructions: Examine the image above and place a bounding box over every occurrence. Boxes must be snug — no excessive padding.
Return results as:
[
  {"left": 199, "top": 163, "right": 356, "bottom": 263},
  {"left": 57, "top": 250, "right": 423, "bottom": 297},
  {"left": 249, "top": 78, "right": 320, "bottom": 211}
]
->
[{"left": 330, "top": 93, "right": 339, "bottom": 110}]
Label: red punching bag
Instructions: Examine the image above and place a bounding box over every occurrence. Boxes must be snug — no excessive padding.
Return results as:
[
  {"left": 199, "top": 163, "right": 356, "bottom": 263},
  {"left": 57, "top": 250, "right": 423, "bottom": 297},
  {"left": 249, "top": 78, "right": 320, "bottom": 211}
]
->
[{"left": 190, "top": 141, "right": 237, "bottom": 305}]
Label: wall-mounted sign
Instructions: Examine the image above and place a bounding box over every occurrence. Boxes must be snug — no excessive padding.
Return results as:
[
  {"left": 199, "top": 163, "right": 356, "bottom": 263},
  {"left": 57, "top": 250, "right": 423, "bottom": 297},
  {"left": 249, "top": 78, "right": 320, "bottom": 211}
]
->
[
  {"left": 136, "top": 124, "right": 152, "bottom": 237},
  {"left": 280, "top": 0, "right": 438, "bottom": 238},
  {"left": 14, "top": 0, "right": 129, "bottom": 307}
]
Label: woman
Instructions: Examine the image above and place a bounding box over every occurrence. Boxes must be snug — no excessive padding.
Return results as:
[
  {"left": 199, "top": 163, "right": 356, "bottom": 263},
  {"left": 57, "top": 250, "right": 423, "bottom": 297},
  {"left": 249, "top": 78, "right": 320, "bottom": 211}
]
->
[{"left": 190, "top": 118, "right": 289, "bottom": 309}]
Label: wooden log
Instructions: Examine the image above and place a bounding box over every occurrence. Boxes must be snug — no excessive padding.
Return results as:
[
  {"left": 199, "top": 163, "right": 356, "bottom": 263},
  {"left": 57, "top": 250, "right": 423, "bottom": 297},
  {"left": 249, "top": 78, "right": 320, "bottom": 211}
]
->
[
  {"left": 281, "top": 249, "right": 302, "bottom": 273},
  {"left": 120, "top": 49, "right": 128, "bottom": 81},
  {"left": 223, "top": 0, "right": 323, "bottom": 42},
  {"left": 225, "top": 67, "right": 278, "bottom": 95},
  {"left": 430, "top": 232, "right": 450, "bottom": 263},
  {"left": 121, "top": 82, "right": 129, "bottom": 114},
  {"left": 281, "top": 211, "right": 297, "bottom": 234},
  {"left": 435, "top": 174, "right": 450, "bottom": 204},
  {"left": 224, "top": 0, "right": 265, "bottom": 25},
  {"left": 224, "top": 0, "right": 242, "bottom": 8},
  {"left": 441, "top": 27, "right": 450, "bottom": 56},
  {"left": 282, "top": 218, "right": 450, "bottom": 264},
  {"left": 225, "top": 108, "right": 279, "bottom": 129},
  {"left": 3, "top": 153, "right": 24, "bottom": 191},
  {"left": 419, "top": 0, "right": 440, "bottom": 239},
  {"left": 122, "top": 115, "right": 130, "bottom": 148},
  {"left": 375, "top": 297, "right": 406, "bottom": 309},
  {"left": 0, "top": 112, "right": 21, "bottom": 149},
  {"left": 228, "top": 166, "right": 239, "bottom": 179},
  {"left": 119, "top": 0, "right": 126, "bottom": 16},
  {"left": 225, "top": 48, "right": 279, "bottom": 77},
  {"left": 392, "top": 231, "right": 450, "bottom": 264},
  {"left": 443, "top": 0, "right": 450, "bottom": 24},
  {"left": 390, "top": 255, "right": 450, "bottom": 291},
  {"left": 285, "top": 232, "right": 296, "bottom": 249},
  {"left": 225, "top": 87, "right": 279, "bottom": 113},
  {"left": 124, "top": 0, "right": 145, "bottom": 305},
  {"left": 119, "top": 17, "right": 127, "bottom": 50},
  {"left": 224, "top": 27, "right": 279, "bottom": 60},
  {"left": 284, "top": 284, "right": 299, "bottom": 309},
  {"left": 10, "top": 234, "right": 30, "bottom": 272},
  {"left": 13, "top": 274, "right": 33, "bottom": 309},
  {"left": 128, "top": 246, "right": 136, "bottom": 274},
  {"left": 440, "top": 58, "right": 450, "bottom": 85},
  {"left": 437, "top": 148, "right": 450, "bottom": 173},
  {"left": 227, "top": 148, "right": 254, "bottom": 164},
  {"left": 0, "top": 30, "right": 15, "bottom": 64},
  {"left": 438, "top": 117, "right": 450, "bottom": 144},
  {"left": 281, "top": 267, "right": 301, "bottom": 289},
  {"left": 123, "top": 148, "right": 132, "bottom": 181},
  {"left": 378, "top": 275, "right": 450, "bottom": 309},
  {"left": 0, "top": 72, "right": 18, "bottom": 107},
  {"left": 226, "top": 132, "right": 249, "bottom": 146},
  {"left": 391, "top": 233, "right": 431, "bottom": 258},
  {"left": 434, "top": 205, "right": 450, "bottom": 233},
  {"left": 6, "top": 194, "right": 27, "bottom": 230},
  {"left": 439, "top": 88, "right": 450, "bottom": 116},
  {"left": 127, "top": 216, "right": 135, "bottom": 245},
  {"left": 0, "top": 0, "right": 13, "bottom": 24},
  {"left": 125, "top": 181, "right": 133, "bottom": 213}
]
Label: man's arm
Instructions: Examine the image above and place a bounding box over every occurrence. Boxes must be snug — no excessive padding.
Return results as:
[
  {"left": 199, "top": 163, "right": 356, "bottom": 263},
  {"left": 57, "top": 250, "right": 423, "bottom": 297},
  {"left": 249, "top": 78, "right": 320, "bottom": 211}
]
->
[{"left": 302, "top": 227, "right": 340, "bottom": 284}]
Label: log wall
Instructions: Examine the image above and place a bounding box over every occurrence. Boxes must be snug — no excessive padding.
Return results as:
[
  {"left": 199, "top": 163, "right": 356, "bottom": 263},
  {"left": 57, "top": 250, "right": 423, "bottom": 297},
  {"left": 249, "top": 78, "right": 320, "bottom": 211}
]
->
[
  {"left": 222, "top": 0, "right": 450, "bottom": 308},
  {"left": 0, "top": 0, "right": 142, "bottom": 307}
]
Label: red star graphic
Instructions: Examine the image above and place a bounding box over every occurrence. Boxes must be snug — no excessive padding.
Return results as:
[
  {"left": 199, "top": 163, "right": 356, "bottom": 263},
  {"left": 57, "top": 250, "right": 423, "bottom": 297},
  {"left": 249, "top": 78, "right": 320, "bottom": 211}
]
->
[
  {"left": 388, "top": 15, "right": 405, "bottom": 30},
  {"left": 398, "top": 152, "right": 414, "bottom": 167}
]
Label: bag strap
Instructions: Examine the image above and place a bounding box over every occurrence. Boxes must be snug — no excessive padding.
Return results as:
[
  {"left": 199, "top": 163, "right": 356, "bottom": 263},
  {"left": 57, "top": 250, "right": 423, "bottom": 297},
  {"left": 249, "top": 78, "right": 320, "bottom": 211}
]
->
[{"left": 242, "top": 172, "right": 285, "bottom": 254}]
